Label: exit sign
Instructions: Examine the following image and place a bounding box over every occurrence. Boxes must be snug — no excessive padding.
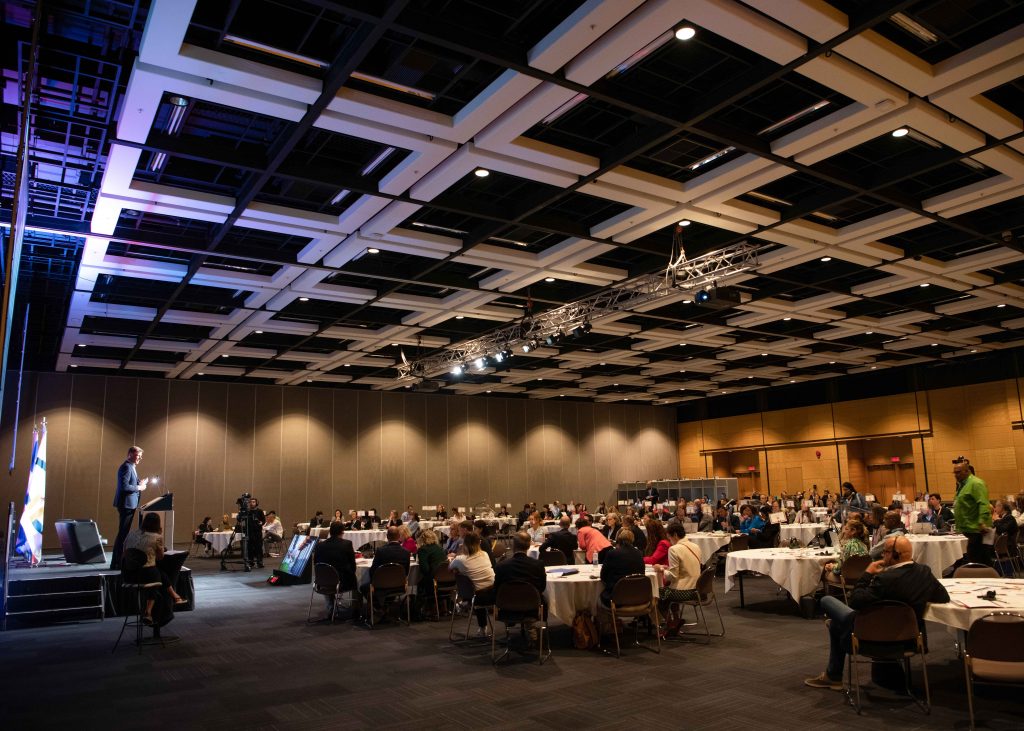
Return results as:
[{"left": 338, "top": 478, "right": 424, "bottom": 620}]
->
[{"left": 890, "top": 456, "right": 900, "bottom": 463}]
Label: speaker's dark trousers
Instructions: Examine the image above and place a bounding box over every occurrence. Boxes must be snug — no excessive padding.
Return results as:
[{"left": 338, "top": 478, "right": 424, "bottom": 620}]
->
[{"left": 110, "top": 507, "right": 136, "bottom": 569}]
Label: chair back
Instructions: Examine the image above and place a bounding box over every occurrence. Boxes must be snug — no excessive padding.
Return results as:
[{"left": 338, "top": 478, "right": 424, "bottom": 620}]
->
[
  {"left": 954, "top": 563, "right": 1000, "bottom": 578},
  {"left": 695, "top": 566, "right": 716, "bottom": 600},
  {"left": 121, "top": 548, "right": 148, "bottom": 575},
  {"left": 371, "top": 562, "right": 407, "bottom": 590},
  {"left": 611, "top": 574, "right": 654, "bottom": 609},
  {"left": 853, "top": 601, "right": 919, "bottom": 643},
  {"left": 993, "top": 533, "right": 1008, "bottom": 556},
  {"left": 541, "top": 548, "right": 568, "bottom": 566},
  {"left": 841, "top": 553, "right": 872, "bottom": 582},
  {"left": 492, "top": 544, "right": 508, "bottom": 563},
  {"left": 454, "top": 572, "right": 477, "bottom": 602},
  {"left": 433, "top": 561, "right": 456, "bottom": 586},
  {"left": 728, "top": 535, "right": 748, "bottom": 552},
  {"left": 495, "top": 581, "right": 542, "bottom": 614},
  {"left": 967, "top": 613, "right": 1024, "bottom": 663},
  {"left": 313, "top": 563, "right": 341, "bottom": 595}
]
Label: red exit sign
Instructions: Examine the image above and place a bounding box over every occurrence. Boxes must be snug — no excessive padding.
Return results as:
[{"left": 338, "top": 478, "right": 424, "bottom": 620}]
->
[{"left": 890, "top": 456, "right": 900, "bottom": 463}]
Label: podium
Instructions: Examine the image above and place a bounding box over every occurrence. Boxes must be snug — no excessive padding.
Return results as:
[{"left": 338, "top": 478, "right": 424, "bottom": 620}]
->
[{"left": 140, "top": 493, "right": 175, "bottom": 550}]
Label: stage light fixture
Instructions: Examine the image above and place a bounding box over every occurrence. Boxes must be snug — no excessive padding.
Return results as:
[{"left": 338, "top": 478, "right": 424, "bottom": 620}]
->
[
  {"left": 474, "top": 168, "right": 490, "bottom": 177},
  {"left": 892, "top": 127, "right": 909, "bottom": 137},
  {"left": 694, "top": 289, "right": 710, "bottom": 304},
  {"left": 452, "top": 364, "right": 463, "bottom": 375},
  {"left": 474, "top": 357, "right": 486, "bottom": 370},
  {"left": 675, "top": 26, "right": 696, "bottom": 40}
]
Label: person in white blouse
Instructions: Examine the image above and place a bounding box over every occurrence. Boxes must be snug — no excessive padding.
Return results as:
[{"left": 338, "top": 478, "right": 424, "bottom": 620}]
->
[
  {"left": 449, "top": 533, "right": 495, "bottom": 637},
  {"left": 262, "top": 510, "right": 285, "bottom": 556},
  {"left": 526, "top": 512, "right": 547, "bottom": 544}
]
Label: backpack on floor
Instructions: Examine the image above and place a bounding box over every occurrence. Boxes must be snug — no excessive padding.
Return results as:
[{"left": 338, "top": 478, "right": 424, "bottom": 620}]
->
[{"left": 572, "top": 609, "right": 599, "bottom": 650}]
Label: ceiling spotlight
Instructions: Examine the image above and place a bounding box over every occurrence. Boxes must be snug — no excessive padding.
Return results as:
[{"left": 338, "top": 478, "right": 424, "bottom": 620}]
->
[
  {"left": 761, "top": 353, "right": 768, "bottom": 356},
  {"left": 494, "top": 351, "right": 504, "bottom": 363},
  {"left": 783, "top": 317, "right": 792, "bottom": 321},
  {"left": 694, "top": 289, "right": 710, "bottom": 304},
  {"left": 474, "top": 168, "right": 490, "bottom": 177},
  {"left": 871, "top": 366, "right": 877, "bottom": 370},
  {"left": 677, "top": 219, "right": 691, "bottom": 226},
  {"left": 254, "top": 329, "right": 263, "bottom": 334},
  {"left": 820, "top": 256, "right": 832, "bottom": 262},
  {"left": 544, "top": 277, "right": 555, "bottom": 283},
  {"left": 220, "top": 354, "right": 229, "bottom": 358},
  {"left": 299, "top": 297, "right": 309, "bottom": 302},
  {"left": 892, "top": 127, "right": 909, "bottom": 138},
  {"left": 829, "top": 361, "right": 836, "bottom": 364},
  {"left": 865, "top": 330, "right": 873, "bottom": 334},
  {"left": 70, "top": 364, "right": 78, "bottom": 368},
  {"left": 522, "top": 339, "right": 538, "bottom": 353},
  {"left": 970, "top": 349, "right": 977, "bottom": 353},
  {"left": 501, "top": 348, "right": 513, "bottom": 360},
  {"left": 545, "top": 331, "right": 564, "bottom": 346},
  {"left": 919, "top": 282, "right": 930, "bottom": 287},
  {"left": 455, "top": 315, "right": 465, "bottom": 319},
  {"left": 474, "top": 357, "right": 486, "bottom": 370},
  {"left": 931, "top": 343, "right": 938, "bottom": 347},
  {"left": 675, "top": 26, "right": 696, "bottom": 41},
  {"left": 452, "top": 364, "right": 464, "bottom": 375},
  {"left": 77, "top": 343, "right": 86, "bottom": 348},
  {"left": 996, "top": 303, "right": 1006, "bottom": 308},
  {"left": 366, "top": 247, "right": 380, "bottom": 254}
]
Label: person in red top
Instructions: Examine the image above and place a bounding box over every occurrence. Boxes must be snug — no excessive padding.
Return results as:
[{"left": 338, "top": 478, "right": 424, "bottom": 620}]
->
[
  {"left": 643, "top": 519, "right": 671, "bottom": 566},
  {"left": 397, "top": 524, "right": 417, "bottom": 554},
  {"left": 575, "top": 517, "right": 612, "bottom": 563}
]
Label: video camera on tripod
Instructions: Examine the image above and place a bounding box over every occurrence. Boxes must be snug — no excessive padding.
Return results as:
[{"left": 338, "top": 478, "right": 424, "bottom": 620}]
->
[{"left": 235, "top": 492, "right": 252, "bottom": 525}]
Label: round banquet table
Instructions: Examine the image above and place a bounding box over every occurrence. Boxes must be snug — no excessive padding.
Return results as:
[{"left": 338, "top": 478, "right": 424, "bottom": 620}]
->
[
  {"left": 907, "top": 534, "right": 968, "bottom": 579},
  {"left": 310, "top": 527, "right": 387, "bottom": 544},
  {"left": 780, "top": 523, "right": 826, "bottom": 545},
  {"left": 687, "top": 532, "right": 733, "bottom": 557},
  {"left": 543, "top": 564, "right": 659, "bottom": 627},
  {"left": 923, "top": 578, "right": 1024, "bottom": 631},
  {"left": 355, "top": 557, "right": 420, "bottom": 593},
  {"left": 203, "top": 531, "right": 236, "bottom": 554},
  {"left": 725, "top": 547, "right": 837, "bottom": 603}
]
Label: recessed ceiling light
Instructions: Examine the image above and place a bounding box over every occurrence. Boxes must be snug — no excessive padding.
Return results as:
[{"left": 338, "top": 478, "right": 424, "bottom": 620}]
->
[
  {"left": 865, "top": 330, "right": 873, "bottom": 334},
  {"left": 678, "top": 342, "right": 686, "bottom": 346},
  {"left": 996, "top": 303, "right": 1006, "bottom": 308},
  {"left": 677, "top": 219, "right": 691, "bottom": 226},
  {"left": 613, "top": 383, "right": 618, "bottom": 386},
  {"left": 306, "top": 379, "right": 312, "bottom": 383},
  {"left": 820, "top": 256, "right": 832, "bottom": 262},
  {"left": 343, "top": 363, "right": 351, "bottom": 367},
  {"left": 790, "top": 380, "right": 795, "bottom": 383},
  {"left": 544, "top": 277, "right": 555, "bottom": 283},
  {"left": 77, "top": 343, "right": 86, "bottom": 348},
  {"left": 829, "top": 361, "right": 836, "bottom": 364},
  {"left": 537, "top": 377, "right": 543, "bottom": 381},
  {"left": 761, "top": 353, "right": 768, "bottom": 356},
  {"left": 675, "top": 26, "right": 696, "bottom": 41},
  {"left": 748, "top": 376, "right": 753, "bottom": 379},
  {"left": 970, "top": 349, "right": 977, "bottom": 353},
  {"left": 486, "top": 390, "right": 491, "bottom": 393},
  {"left": 299, "top": 297, "right": 309, "bottom": 302},
  {"left": 254, "top": 330, "right": 263, "bottom": 334},
  {"left": 624, "top": 398, "right": 630, "bottom": 401},
  {"left": 919, "top": 282, "right": 930, "bottom": 288},
  {"left": 599, "top": 361, "right": 606, "bottom": 366},
  {"left": 783, "top": 317, "right": 792, "bottom": 321},
  {"left": 931, "top": 343, "right": 938, "bottom": 347},
  {"left": 70, "top": 364, "right": 78, "bottom": 368},
  {"left": 366, "top": 247, "right": 380, "bottom": 254},
  {"left": 871, "top": 366, "right": 877, "bottom": 369},
  {"left": 721, "top": 391, "right": 727, "bottom": 394},
  {"left": 679, "top": 369, "right": 686, "bottom": 373},
  {"left": 474, "top": 168, "right": 489, "bottom": 177},
  {"left": 682, "top": 299, "right": 692, "bottom": 304},
  {"left": 455, "top": 315, "right": 464, "bottom": 319},
  {"left": 892, "top": 127, "right": 909, "bottom": 137},
  {"left": 221, "top": 354, "right": 229, "bottom": 358},
  {"left": 197, "top": 372, "right": 204, "bottom": 376},
  {"left": 559, "top": 394, "right": 564, "bottom": 397}
]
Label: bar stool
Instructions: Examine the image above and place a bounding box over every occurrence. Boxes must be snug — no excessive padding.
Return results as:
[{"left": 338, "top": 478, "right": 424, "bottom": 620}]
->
[{"left": 112, "top": 580, "right": 163, "bottom": 654}]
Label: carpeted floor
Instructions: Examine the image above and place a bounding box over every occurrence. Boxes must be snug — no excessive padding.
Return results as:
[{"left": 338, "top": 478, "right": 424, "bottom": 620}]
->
[{"left": 1, "top": 557, "right": 1019, "bottom": 731}]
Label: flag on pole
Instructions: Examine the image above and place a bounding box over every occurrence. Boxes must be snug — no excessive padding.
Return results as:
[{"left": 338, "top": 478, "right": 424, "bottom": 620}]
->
[{"left": 15, "top": 421, "right": 46, "bottom": 566}]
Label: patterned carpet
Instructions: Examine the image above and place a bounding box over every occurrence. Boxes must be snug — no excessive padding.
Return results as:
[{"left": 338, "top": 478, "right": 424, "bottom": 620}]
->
[{"left": 1, "top": 558, "right": 1019, "bottom": 731}]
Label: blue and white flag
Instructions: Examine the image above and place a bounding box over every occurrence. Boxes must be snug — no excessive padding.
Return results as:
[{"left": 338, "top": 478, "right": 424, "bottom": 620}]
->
[{"left": 15, "top": 422, "right": 46, "bottom": 566}]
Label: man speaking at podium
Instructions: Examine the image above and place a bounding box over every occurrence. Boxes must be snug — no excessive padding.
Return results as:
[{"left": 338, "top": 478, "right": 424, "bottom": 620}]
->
[{"left": 111, "top": 445, "right": 149, "bottom": 570}]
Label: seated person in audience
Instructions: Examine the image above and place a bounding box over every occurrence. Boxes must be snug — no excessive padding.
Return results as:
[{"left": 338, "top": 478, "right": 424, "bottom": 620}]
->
[
  {"left": 666, "top": 506, "right": 688, "bottom": 529},
  {"left": 493, "top": 531, "right": 547, "bottom": 621},
  {"left": 313, "top": 522, "right": 356, "bottom": 617},
  {"left": 355, "top": 512, "right": 375, "bottom": 530},
  {"left": 1014, "top": 494, "right": 1024, "bottom": 527},
  {"left": 808, "top": 485, "right": 822, "bottom": 507},
  {"left": 345, "top": 510, "right": 359, "bottom": 529},
  {"left": 820, "top": 520, "right": 869, "bottom": 590},
  {"left": 993, "top": 499, "right": 1018, "bottom": 557},
  {"left": 599, "top": 529, "right": 645, "bottom": 606},
  {"left": 750, "top": 505, "right": 780, "bottom": 548},
  {"left": 540, "top": 515, "right": 577, "bottom": 561},
  {"left": 262, "top": 510, "right": 285, "bottom": 554},
  {"left": 643, "top": 519, "right": 671, "bottom": 565},
  {"left": 738, "top": 505, "right": 762, "bottom": 535},
  {"left": 435, "top": 504, "right": 448, "bottom": 520},
  {"left": 656, "top": 523, "right": 704, "bottom": 634},
  {"left": 123, "top": 512, "right": 187, "bottom": 624},
  {"left": 526, "top": 512, "right": 548, "bottom": 545},
  {"left": 622, "top": 515, "right": 647, "bottom": 554},
  {"left": 805, "top": 535, "right": 949, "bottom": 690},
  {"left": 416, "top": 529, "right": 447, "bottom": 617},
  {"left": 866, "top": 505, "right": 886, "bottom": 546},
  {"left": 596, "top": 501, "right": 608, "bottom": 515},
  {"left": 695, "top": 502, "right": 714, "bottom": 532},
  {"left": 195, "top": 516, "right": 214, "bottom": 554},
  {"left": 446, "top": 521, "right": 474, "bottom": 557},
  {"left": 219, "top": 514, "right": 232, "bottom": 531},
  {"left": 495, "top": 505, "right": 510, "bottom": 518},
  {"left": 358, "top": 527, "right": 410, "bottom": 616},
  {"left": 333, "top": 509, "right": 344, "bottom": 524},
  {"left": 602, "top": 512, "right": 622, "bottom": 541},
  {"left": 517, "top": 504, "right": 532, "bottom": 528},
  {"left": 308, "top": 511, "right": 325, "bottom": 530},
  {"left": 443, "top": 523, "right": 464, "bottom": 555},
  {"left": 397, "top": 525, "right": 417, "bottom": 554},
  {"left": 576, "top": 517, "right": 612, "bottom": 563},
  {"left": 385, "top": 510, "right": 402, "bottom": 527},
  {"left": 401, "top": 504, "right": 414, "bottom": 522},
  {"left": 917, "top": 493, "right": 953, "bottom": 530},
  {"left": 474, "top": 520, "right": 496, "bottom": 567},
  {"left": 795, "top": 505, "right": 816, "bottom": 524},
  {"left": 406, "top": 512, "right": 421, "bottom": 538},
  {"left": 713, "top": 506, "right": 740, "bottom": 533},
  {"left": 784, "top": 501, "right": 798, "bottom": 524},
  {"left": 450, "top": 532, "right": 496, "bottom": 637},
  {"left": 868, "top": 510, "right": 906, "bottom": 559}
]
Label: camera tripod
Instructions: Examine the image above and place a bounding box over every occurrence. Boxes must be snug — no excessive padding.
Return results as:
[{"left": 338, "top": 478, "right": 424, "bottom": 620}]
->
[{"left": 220, "top": 518, "right": 252, "bottom": 572}]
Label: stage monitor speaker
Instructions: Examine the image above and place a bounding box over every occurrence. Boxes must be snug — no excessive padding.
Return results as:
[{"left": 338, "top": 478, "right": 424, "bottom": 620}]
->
[{"left": 55, "top": 519, "right": 106, "bottom": 564}]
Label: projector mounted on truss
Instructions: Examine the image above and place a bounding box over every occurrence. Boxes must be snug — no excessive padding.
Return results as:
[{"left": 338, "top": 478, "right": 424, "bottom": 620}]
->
[{"left": 395, "top": 238, "right": 759, "bottom": 382}]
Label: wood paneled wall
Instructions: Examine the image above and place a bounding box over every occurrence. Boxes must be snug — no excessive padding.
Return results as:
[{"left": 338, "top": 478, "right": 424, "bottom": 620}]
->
[
  {"left": 678, "top": 378, "right": 1024, "bottom": 500},
  {"left": 0, "top": 372, "right": 678, "bottom": 547}
]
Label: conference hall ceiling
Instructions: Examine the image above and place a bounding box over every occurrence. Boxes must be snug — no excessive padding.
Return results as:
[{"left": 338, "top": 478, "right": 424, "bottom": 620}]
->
[{"left": 3, "top": 0, "right": 1023, "bottom": 405}]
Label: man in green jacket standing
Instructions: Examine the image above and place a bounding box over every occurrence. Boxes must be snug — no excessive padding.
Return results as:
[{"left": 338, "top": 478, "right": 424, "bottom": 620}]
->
[{"left": 953, "top": 460, "right": 992, "bottom": 564}]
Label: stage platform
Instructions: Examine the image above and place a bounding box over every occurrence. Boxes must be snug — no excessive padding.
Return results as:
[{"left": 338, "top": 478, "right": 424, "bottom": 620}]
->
[{"left": 3, "top": 553, "right": 194, "bottom": 629}]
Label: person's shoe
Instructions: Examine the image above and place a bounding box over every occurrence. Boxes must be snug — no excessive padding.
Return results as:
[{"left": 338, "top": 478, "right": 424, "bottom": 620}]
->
[
  {"left": 475, "top": 626, "right": 490, "bottom": 638},
  {"left": 256, "top": 563, "right": 264, "bottom": 569},
  {"left": 804, "top": 672, "right": 843, "bottom": 690}
]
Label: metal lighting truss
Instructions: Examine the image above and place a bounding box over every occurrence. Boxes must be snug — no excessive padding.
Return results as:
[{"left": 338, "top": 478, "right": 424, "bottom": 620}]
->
[{"left": 396, "top": 241, "right": 759, "bottom": 380}]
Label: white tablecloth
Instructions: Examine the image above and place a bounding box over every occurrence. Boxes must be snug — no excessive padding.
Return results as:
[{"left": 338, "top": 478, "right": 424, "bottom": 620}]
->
[
  {"left": 725, "top": 547, "right": 836, "bottom": 602},
  {"left": 355, "top": 557, "right": 419, "bottom": 593},
  {"left": 907, "top": 535, "right": 968, "bottom": 579},
  {"left": 311, "top": 527, "right": 387, "bottom": 544},
  {"left": 543, "top": 564, "right": 660, "bottom": 626},
  {"left": 203, "top": 531, "right": 236, "bottom": 553},
  {"left": 923, "top": 578, "right": 1024, "bottom": 631},
  {"left": 687, "top": 532, "right": 733, "bottom": 556},
  {"left": 780, "top": 523, "right": 826, "bottom": 545}
]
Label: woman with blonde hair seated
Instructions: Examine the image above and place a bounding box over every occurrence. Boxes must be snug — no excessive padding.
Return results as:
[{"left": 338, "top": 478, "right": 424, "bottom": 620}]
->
[
  {"left": 526, "top": 511, "right": 547, "bottom": 544},
  {"left": 397, "top": 524, "right": 417, "bottom": 554}
]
